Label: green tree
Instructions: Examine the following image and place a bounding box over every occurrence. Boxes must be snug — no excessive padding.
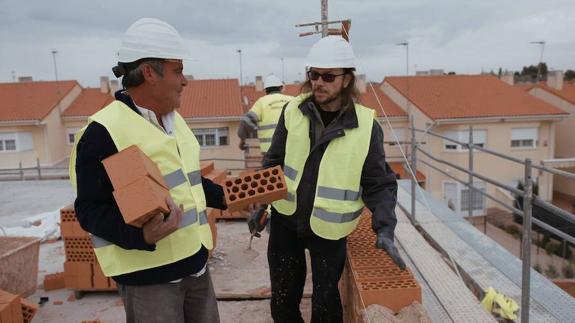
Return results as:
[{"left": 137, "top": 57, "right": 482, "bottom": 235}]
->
[
  {"left": 565, "top": 70, "right": 575, "bottom": 81},
  {"left": 520, "top": 63, "right": 548, "bottom": 81}
]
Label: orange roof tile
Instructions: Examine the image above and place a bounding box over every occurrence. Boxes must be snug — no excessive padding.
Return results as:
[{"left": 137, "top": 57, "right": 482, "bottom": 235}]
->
[
  {"left": 358, "top": 83, "right": 407, "bottom": 118},
  {"left": 0, "top": 81, "right": 79, "bottom": 121},
  {"left": 533, "top": 83, "right": 575, "bottom": 105},
  {"left": 385, "top": 75, "right": 567, "bottom": 120},
  {"left": 389, "top": 162, "right": 426, "bottom": 182},
  {"left": 179, "top": 79, "right": 244, "bottom": 118},
  {"left": 63, "top": 88, "right": 114, "bottom": 117},
  {"left": 241, "top": 83, "right": 407, "bottom": 117},
  {"left": 241, "top": 84, "right": 301, "bottom": 110}
]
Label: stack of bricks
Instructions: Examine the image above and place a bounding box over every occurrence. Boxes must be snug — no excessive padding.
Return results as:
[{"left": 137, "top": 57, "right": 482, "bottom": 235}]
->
[
  {"left": 103, "top": 145, "right": 169, "bottom": 228},
  {"left": 0, "top": 289, "right": 38, "bottom": 323},
  {"left": 223, "top": 165, "right": 287, "bottom": 212},
  {"left": 60, "top": 205, "right": 117, "bottom": 291},
  {"left": 340, "top": 209, "right": 421, "bottom": 322}
]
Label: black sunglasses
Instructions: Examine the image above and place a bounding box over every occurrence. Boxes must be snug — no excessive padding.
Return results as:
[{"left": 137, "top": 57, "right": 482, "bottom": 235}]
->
[{"left": 307, "top": 70, "right": 346, "bottom": 83}]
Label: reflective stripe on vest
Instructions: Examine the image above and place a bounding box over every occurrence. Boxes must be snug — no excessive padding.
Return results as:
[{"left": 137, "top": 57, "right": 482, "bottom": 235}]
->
[
  {"left": 252, "top": 93, "right": 293, "bottom": 153},
  {"left": 272, "top": 94, "right": 374, "bottom": 240},
  {"left": 69, "top": 100, "right": 213, "bottom": 277}
]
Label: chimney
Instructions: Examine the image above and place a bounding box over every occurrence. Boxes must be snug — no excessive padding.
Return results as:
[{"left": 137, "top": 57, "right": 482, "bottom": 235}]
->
[
  {"left": 100, "top": 76, "right": 110, "bottom": 93},
  {"left": 501, "top": 71, "right": 514, "bottom": 85},
  {"left": 547, "top": 70, "right": 564, "bottom": 90},
  {"left": 110, "top": 80, "right": 120, "bottom": 93},
  {"left": 356, "top": 74, "right": 367, "bottom": 93},
  {"left": 255, "top": 75, "right": 264, "bottom": 92},
  {"left": 18, "top": 76, "right": 33, "bottom": 82}
]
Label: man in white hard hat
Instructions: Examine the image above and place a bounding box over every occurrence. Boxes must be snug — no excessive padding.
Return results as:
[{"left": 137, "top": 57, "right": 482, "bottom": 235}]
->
[
  {"left": 70, "top": 18, "right": 224, "bottom": 323},
  {"left": 238, "top": 74, "right": 293, "bottom": 155},
  {"left": 262, "top": 36, "right": 404, "bottom": 322}
]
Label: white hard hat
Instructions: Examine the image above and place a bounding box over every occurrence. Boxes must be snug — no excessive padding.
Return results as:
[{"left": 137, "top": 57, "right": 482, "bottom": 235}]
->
[
  {"left": 264, "top": 74, "right": 283, "bottom": 88},
  {"left": 117, "top": 18, "right": 192, "bottom": 63},
  {"left": 305, "top": 35, "right": 356, "bottom": 69}
]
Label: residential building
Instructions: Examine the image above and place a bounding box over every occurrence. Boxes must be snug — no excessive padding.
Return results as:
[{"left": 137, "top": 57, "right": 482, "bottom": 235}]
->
[
  {"left": 382, "top": 75, "right": 567, "bottom": 216},
  {"left": 0, "top": 80, "right": 82, "bottom": 169},
  {"left": 520, "top": 71, "right": 575, "bottom": 200}
]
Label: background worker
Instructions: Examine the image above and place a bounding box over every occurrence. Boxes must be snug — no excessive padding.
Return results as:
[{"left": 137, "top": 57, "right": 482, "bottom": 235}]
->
[
  {"left": 261, "top": 35, "right": 405, "bottom": 323},
  {"left": 70, "top": 18, "right": 225, "bottom": 323},
  {"left": 238, "top": 74, "right": 293, "bottom": 155}
]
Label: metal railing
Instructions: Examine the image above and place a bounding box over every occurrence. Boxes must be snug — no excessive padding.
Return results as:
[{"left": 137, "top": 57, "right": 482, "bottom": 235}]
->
[
  {"left": 404, "top": 125, "right": 575, "bottom": 322},
  {"left": 0, "top": 158, "right": 69, "bottom": 181}
]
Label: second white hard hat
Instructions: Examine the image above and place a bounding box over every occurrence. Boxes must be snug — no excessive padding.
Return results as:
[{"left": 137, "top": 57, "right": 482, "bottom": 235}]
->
[
  {"left": 117, "top": 18, "right": 192, "bottom": 63},
  {"left": 264, "top": 74, "right": 283, "bottom": 88},
  {"left": 305, "top": 35, "right": 356, "bottom": 69}
]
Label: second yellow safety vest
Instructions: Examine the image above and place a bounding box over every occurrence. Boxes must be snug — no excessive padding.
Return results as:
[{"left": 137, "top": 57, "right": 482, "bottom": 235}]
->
[
  {"left": 272, "top": 95, "right": 375, "bottom": 240},
  {"left": 69, "top": 101, "right": 213, "bottom": 277},
  {"left": 250, "top": 93, "right": 293, "bottom": 153}
]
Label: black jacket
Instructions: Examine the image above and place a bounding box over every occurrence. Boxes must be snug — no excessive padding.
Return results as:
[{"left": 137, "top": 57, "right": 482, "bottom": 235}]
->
[
  {"left": 263, "top": 96, "right": 398, "bottom": 238},
  {"left": 74, "top": 91, "right": 226, "bottom": 285}
]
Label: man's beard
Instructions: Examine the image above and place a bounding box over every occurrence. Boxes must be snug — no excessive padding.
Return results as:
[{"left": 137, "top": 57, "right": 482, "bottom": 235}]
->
[{"left": 312, "top": 87, "right": 340, "bottom": 105}]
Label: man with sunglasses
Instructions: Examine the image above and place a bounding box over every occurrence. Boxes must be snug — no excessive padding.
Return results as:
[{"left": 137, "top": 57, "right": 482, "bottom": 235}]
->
[{"left": 262, "top": 35, "right": 404, "bottom": 323}]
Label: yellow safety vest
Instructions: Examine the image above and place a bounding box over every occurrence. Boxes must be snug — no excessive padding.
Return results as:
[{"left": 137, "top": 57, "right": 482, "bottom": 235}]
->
[
  {"left": 250, "top": 93, "right": 293, "bottom": 153},
  {"left": 272, "top": 95, "right": 374, "bottom": 240},
  {"left": 69, "top": 101, "right": 212, "bottom": 277}
]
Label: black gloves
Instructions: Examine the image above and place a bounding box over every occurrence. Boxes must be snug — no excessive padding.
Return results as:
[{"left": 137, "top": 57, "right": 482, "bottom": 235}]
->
[
  {"left": 248, "top": 206, "right": 269, "bottom": 238},
  {"left": 375, "top": 230, "right": 406, "bottom": 270}
]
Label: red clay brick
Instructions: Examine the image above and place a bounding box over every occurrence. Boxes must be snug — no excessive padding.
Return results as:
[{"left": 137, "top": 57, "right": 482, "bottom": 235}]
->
[
  {"left": 20, "top": 298, "right": 38, "bottom": 323},
  {"left": 112, "top": 176, "right": 169, "bottom": 228},
  {"left": 0, "top": 289, "right": 23, "bottom": 323},
  {"left": 224, "top": 166, "right": 287, "bottom": 211},
  {"left": 205, "top": 169, "right": 227, "bottom": 185},
  {"left": 102, "top": 145, "right": 167, "bottom": 190},
  {"left": 64, "top": 262, "right": 93, "bottom": 289},
  {"left": 60, "top": 221, "right": 89, "bottom": 238},
  {"left": 92, "top": 262, "right": 109, "bottom": 289},
  {"left": 354, "top": 278, "right": 421, "bottom": 313},
  {"left": 43, "top": 272, "right": 66, "bottom": 291},
  {"left": 200, "top": 161, "right": 215, "bottom": 176}
]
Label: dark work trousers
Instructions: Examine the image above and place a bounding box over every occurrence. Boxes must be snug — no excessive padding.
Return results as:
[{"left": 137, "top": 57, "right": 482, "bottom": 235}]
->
[
  {"left": 117, "top": 269, "right": 220, "bottom": 323},
  {"left": 268, "top": 216, "right": 347, "bottom": 323}
]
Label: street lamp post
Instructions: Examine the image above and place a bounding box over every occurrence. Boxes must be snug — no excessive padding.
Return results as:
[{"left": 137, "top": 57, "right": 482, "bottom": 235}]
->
[
  {"left": 237, "top": 49, "right": 243, "bottom": 86},
  {"left": 530, "top": 41, "right": 545, "bottom": 82}
]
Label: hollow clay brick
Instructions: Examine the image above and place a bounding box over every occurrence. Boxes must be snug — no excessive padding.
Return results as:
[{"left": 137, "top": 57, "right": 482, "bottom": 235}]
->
[
  {"left": 200, "top": 161, "right": 215, "bottom": 176},
  {"left": 0, "top": 289, "right": 23, "bottom": 323},
  {"left": 60, "top": 221, "right": 89, "bottom": 238},
  {"left": 354, "top": 278, "right": 422, "bottom": 313},
  {"left": 64, "top": 262, "right": 93, "bottom": 289},
  {"left": 43, "top": 272, "right": 66, "bottom": 291},
  {"left": 348, "top": 255, "right": 398, "bottom": 271},
  {"left": 205, "top": 169, "right": 227, "bottom": 185},
  {"left": 92, "top": 262, "right": 109, "bottom": 289},
  {"left": 112, "top": 176, "right": 169, "bottom": 228},
  {"left": 224, "top": 166, "right": 287, "bottom": 212},
  {"left": 20, "top": 298, "right": 38, "bottom": 323},
  {"left": 353, "top": 267, "right": 414, "bottom": 282},
  {"left": 103, "top": 145, "right": 167, "bottom": 190}
]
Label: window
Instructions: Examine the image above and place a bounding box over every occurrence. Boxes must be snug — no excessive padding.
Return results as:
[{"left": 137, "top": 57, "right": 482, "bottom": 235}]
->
[
  {"left": 443, "top": 130, "right": 486, "bottom": 151},
  {"left": 511, "top": 128, "right": 537, "bottom": 148},
  {"left": 67, "top": 128, "right": 80, "bottom": 145},
  {"left": 192, "top": 127, "right": 229, "bottom": 147},
  {"left": 442, "top": 181, "right": 486, "bottom": 216},
  {"left": 0, "top": 132, "right": 32, "bottom": 152}
]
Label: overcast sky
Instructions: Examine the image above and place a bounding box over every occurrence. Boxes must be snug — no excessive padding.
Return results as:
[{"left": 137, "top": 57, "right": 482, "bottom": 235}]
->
[{"left": 1, "top": 0, "right": 573, "bottom": 88}]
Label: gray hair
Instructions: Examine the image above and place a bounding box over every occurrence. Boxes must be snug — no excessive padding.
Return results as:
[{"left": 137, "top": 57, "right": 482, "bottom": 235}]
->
[{"left": 121, "top": 59, "right": 165, "bottom": 89}]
